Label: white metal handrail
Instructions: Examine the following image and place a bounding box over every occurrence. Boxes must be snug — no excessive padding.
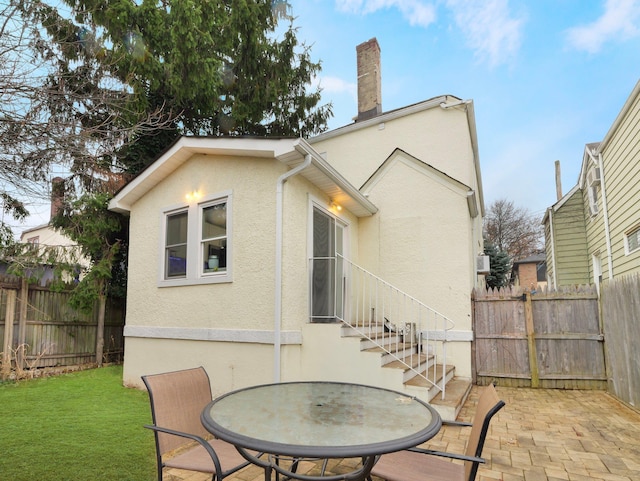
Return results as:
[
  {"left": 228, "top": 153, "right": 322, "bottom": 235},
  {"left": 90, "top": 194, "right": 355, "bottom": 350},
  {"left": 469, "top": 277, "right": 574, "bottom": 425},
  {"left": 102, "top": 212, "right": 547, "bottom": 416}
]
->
[{"left": 309, "top": 255, "right": 456, "bottom": 399}]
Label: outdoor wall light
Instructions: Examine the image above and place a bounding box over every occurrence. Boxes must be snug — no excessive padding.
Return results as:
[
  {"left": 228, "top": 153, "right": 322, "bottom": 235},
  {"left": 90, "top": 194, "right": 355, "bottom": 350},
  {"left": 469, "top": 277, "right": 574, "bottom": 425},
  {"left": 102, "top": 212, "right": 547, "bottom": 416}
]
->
[
  {"left": 186, "top": 190, "right": 202, "bottom": 202},
  {"left": 330, "top": 201, "right": 342, "bottom": 212}
]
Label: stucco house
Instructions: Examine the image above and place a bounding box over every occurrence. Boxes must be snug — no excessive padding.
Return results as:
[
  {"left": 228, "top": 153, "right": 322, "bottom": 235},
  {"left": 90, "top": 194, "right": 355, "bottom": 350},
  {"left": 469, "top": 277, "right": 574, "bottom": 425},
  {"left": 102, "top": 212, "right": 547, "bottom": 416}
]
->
[
  {"left": 544, "top": 79, "right": 640, "bottom": 289},
  {"left": 109, "top": 38, "right": 486, "bottom": 418}
]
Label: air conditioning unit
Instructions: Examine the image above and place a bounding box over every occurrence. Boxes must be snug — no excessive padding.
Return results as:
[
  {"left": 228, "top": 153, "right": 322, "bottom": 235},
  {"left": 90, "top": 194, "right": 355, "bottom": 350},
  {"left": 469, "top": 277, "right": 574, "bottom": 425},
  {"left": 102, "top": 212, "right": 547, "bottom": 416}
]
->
[{"left": 476, "top": 255, "right": 490, "bottom": 274}]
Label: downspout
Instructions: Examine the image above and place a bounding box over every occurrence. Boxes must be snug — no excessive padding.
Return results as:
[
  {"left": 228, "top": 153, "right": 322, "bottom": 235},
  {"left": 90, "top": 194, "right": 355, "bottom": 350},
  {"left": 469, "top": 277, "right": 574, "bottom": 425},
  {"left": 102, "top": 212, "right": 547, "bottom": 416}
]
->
[
  {"left": 597, "top": 152, "right": 614, "bottom": 279},
  {"left": 274, "top": 153, "right": 312, "bottom": 383}
]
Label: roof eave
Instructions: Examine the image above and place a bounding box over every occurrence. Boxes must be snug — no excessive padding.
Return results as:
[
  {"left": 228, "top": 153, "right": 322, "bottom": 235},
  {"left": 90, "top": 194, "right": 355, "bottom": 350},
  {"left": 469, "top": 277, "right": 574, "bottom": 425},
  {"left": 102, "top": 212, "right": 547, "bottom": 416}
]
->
[{"left": 108, "top": 137, "right": 378, "bottom": 218}]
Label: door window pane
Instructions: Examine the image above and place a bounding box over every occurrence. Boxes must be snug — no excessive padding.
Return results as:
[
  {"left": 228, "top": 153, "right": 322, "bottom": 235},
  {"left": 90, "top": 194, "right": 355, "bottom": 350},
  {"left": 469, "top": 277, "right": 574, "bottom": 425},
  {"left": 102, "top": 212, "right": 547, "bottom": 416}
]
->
[{"left": 312, "top": 208, "right": 336, "bottom": 322}]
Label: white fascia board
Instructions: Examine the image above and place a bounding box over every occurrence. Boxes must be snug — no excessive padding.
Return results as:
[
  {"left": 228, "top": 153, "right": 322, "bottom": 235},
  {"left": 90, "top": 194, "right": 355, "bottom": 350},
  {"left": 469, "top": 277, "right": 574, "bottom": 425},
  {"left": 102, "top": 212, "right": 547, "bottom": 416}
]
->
[
  {"left": 108, "top": 137, "right": 301, "bottom": 214},
  {"left": 108, "top": 136, "right": 377, "bottom": 218},
  {"left": 598, "top": 79, "right": 640, "bottom": 153},
  {"left": 292, "top": 139, "right": 378, "bottom": 217},
  {"left": 308, "top": 95, "right": 451, "bottom": 143}
]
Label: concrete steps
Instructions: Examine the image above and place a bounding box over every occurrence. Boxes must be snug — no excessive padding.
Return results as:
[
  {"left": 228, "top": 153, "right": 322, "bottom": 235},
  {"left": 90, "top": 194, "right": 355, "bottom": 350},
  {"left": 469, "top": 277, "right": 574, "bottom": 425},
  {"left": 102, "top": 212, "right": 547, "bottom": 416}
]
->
[{"left": 341, "top": 322, "right": 471, "bottom": 421}]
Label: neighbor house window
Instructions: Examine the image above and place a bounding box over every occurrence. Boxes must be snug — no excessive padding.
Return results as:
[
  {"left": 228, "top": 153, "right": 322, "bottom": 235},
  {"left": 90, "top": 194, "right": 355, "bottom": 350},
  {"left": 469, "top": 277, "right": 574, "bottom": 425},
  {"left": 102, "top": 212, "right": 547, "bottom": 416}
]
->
[
  {"left": 625, "top": 225, "right": 640, "bottom": 254},
  {"left": 161, "top": 191, "right": 232, "bottom": 286},
  {"left": 588, "top": 185, "right": 599, "bottom": 216}
]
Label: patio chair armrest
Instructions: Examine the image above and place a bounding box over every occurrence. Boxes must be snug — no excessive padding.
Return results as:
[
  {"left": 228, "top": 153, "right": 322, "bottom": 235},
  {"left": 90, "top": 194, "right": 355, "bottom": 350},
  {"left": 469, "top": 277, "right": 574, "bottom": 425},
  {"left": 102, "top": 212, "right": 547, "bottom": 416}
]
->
[
  {"left": 441, "top": 420, "right": 473, "bottom": 427},
  {"left": 406, "top": 447, "right": 485, "bottom": 464},
  {"left": 144, "top": 424, "right": 224, "bottom": 472}
]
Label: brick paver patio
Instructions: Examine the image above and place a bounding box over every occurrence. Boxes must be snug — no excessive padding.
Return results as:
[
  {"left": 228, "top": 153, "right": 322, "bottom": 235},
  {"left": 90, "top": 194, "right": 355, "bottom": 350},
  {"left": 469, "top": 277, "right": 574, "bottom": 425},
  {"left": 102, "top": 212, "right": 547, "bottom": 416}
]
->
[{"left": 164, "top": 386, "right": 640, "bottom": 481}]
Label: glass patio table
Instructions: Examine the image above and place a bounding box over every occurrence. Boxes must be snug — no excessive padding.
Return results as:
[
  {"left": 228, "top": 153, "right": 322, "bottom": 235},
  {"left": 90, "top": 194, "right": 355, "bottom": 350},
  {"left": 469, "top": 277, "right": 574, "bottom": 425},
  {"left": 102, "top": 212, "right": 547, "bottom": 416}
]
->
[{"left": 201, "top": 381, "right": 442, "bottom": 481}]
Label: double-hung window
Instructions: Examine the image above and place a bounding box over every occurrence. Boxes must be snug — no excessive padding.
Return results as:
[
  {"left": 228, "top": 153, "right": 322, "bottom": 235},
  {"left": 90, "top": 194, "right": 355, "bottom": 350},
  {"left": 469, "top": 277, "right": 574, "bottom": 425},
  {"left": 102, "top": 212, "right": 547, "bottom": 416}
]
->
[
  {"left": 165, "top": 210, "right": 188, "bottom": 278},
  {"left": 201, "top": 201, "right": 228, "bottom": 275},
  {"left": 160, "top": 191, "right": 231, "bottom": 286}
]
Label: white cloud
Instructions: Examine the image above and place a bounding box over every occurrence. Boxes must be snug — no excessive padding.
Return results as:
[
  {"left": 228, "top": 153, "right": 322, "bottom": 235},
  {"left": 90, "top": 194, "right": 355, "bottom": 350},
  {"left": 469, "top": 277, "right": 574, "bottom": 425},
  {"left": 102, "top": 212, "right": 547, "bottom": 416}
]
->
[
  {"left": 334, "top": 0, "right": 523, "bottom": 66},
  {"left": 565, "top": 0, "right": 640, "bottom": 53},
  {"left": 318, "top": 76, "right": 357, "bottom": 99},
  {"left": 335, "top": 0, "right": 437, "bottom": 27},
  {"left": 445, "top": 0, "right": 524, "bottom": 67}
]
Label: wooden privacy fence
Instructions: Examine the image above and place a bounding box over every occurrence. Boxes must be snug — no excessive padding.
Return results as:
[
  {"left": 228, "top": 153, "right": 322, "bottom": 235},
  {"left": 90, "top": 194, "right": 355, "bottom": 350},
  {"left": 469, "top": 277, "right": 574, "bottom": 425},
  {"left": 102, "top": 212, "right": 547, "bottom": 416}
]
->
[
  {"left": 601, "top": 274, "right": 640, "bottom": 408},
  {"left": 0, "top": 276, "right": 125, "bottom": 377},
  {"left": 472, "top": 285, "right": 606, "bottom": 389}
]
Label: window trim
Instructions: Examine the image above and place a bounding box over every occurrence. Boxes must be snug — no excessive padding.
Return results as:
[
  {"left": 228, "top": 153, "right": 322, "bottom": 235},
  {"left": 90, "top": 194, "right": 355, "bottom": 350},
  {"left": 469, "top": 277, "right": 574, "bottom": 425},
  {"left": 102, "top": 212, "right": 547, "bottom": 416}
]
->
[{"left": 158, "top": 190, "right": 233, "bottom": 287}]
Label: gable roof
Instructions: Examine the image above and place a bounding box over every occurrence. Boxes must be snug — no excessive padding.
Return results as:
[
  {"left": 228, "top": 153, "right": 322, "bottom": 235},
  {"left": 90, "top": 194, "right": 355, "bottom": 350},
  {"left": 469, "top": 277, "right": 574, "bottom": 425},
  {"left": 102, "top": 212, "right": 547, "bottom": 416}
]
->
[
  {"left": 310, "top": 94, "right": 485, "bottom": 217},
  {"left": 361, "top": 147, "right": 472, "bottom": 193},
  {"left": 108, "top": 136, "right": 378, "bottom": 217},
  {"left": 577, "top": 142, "right": 601, "bottom": 190},
  {"left": 361, "top": 148, "right": 479, "bottom": 218},
  {"left": 542, "top": 183, "right": 582, "bottom": 224}
]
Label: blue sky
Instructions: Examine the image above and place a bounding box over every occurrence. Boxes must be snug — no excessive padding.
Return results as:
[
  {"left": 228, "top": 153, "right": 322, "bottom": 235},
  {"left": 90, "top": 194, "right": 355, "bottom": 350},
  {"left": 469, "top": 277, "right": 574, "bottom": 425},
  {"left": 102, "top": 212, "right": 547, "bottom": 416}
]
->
[
  {"left": 16, "top": 0, "right": 640, "bottom": 235},
  {"left": 288, "top": 0, "right": 640, "bottom": 219}
]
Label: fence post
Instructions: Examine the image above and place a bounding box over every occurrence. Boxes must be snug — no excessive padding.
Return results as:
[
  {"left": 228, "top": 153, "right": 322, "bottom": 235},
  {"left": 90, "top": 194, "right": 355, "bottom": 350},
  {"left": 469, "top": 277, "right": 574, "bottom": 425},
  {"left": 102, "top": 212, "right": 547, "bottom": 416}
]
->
[
  {"left": 17, "top": 278, "right": 28, "bottom": 370},
  {"left": 524, "top": 291, "right": 539, "bottom": 388},
  {"left": 1, "top": 289, "right": 17, "bottom": 379}
]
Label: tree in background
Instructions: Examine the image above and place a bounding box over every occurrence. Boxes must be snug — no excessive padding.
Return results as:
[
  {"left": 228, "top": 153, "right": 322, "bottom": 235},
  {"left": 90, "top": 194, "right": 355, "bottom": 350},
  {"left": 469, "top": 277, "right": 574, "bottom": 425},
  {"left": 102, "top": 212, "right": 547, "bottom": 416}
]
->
[
  {"left": 30, "top": 0, "right": 331, "bottom": 175},
  {"left": 3, "top": 0, "right": 329, "bottom": 227},
  {"left": 2, "top": 1, "right": 330, "bottom": 364},
  {"left": 483, "top": 241, "right": 511, "bottom": 289},
  {"left": 51, "top": 193, "right": 127, "bottom": 366},
  {"left": 0, "top": 1, "right": 172, "bottom": 241},
  {"left": 483, "top": 198, "right": 544, "bottom": 263}
]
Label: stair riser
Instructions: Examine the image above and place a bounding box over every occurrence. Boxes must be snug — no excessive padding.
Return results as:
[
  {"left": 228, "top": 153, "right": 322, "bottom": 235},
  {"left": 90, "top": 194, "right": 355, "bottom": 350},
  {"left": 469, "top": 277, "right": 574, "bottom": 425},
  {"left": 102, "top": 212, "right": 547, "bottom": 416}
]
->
[
  {"left": 400, "top": 361, "right": 438, "bottom": 383},
  {"left": 378, "top": 346, "right": 418, "bottom": 361},
  {"left": 360, "top": 337, "right": 403, "bottom": 350},
  {"left": 341, "top": 325, "right": 384, "bottom": 338},
  {"left": 423, "top": 369, "right": 456, "bottom": 398},
  {"left": 338, "top": 323, "right": 467, "bottom": 422}
]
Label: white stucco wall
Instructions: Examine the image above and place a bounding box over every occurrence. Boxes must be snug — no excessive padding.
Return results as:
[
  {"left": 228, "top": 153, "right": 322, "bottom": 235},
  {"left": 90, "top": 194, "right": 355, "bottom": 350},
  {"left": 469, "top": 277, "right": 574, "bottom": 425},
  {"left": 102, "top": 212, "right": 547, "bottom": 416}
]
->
[
  {"left": 121, "top": 101, "right": 483, "bottom": 389},
  {"left": 121, "top": 150, "right": 364, "bottom": 389},
  {"left": 125, "top": 154, "right": 282, "bottom": 331},
  {"left": 122, "top": 337, "right": 276, "bottom": 392},
  {"left": 311, "top": 106, "right": 482, "bottom": 379},
  {"left": 310, "top": 105, "right": 476, "bottom": 191},
  {"left": 123, "top": 153, "right": 288, "bottom": 386}
]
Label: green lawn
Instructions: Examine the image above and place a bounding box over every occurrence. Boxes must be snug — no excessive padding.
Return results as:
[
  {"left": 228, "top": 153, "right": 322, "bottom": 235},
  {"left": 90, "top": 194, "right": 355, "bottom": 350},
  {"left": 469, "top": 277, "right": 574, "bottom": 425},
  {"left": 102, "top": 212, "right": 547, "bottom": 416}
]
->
[{"left": 0, "top": 365, "right": 157, "bottom": 481}]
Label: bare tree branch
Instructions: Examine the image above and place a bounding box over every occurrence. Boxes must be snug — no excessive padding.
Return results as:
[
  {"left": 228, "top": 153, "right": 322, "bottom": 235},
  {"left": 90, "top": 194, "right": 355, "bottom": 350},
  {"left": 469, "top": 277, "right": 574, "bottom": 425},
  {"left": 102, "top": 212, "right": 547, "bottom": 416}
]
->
[
  {"left": 483, "top": 198, "right": 544, "bottom": 262},
  {"left": 0, "top": 1, "right": 178, "bottom": 239}
]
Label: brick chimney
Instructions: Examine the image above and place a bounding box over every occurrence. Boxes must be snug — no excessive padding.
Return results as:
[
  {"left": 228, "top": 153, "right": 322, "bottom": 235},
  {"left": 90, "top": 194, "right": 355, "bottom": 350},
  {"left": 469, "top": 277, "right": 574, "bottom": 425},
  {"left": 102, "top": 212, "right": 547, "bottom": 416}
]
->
[
  {"left": 50, "top": 177, "right": 65, "bottom": 220},
  {"left": 356, "top": 38, "right": 382, "bottom": 122}
]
